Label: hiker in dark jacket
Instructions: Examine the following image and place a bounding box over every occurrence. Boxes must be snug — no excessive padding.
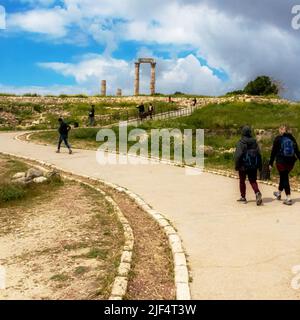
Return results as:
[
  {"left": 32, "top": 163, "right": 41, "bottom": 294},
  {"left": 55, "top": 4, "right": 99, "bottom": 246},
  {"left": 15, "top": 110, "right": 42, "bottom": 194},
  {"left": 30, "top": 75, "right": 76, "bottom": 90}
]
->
[
  {"left": 56, "top": 118, "right": 72, "bottom": 154},
  {"left": 269, "top": 125, "right": 300, "bottom": 205},
  {"left": 234, "top": 126, "right": 262, "bottom": 205},
  {"left": 89, "top": 105, "right": 95, "bottom": 126}
]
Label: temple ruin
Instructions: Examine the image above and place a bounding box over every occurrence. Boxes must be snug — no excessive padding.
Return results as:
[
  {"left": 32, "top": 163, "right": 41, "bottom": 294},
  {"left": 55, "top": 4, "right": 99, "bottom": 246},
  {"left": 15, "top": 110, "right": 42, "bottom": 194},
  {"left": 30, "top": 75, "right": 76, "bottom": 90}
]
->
[{"left": 134, "top": 58, "right": 156, "bottom": 96}]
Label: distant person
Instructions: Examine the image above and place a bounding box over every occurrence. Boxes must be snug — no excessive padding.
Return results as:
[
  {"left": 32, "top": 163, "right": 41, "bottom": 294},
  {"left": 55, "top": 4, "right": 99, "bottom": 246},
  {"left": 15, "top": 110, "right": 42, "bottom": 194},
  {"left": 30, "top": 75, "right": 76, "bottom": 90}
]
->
[
  {"left": 137, "top": 103, "right": 145, "bottom": 120},
  {"left": 148, "top": 103, "right": 155, "bottom": 119},
  {"left": 56, "top": 118, "right": 72, "bottom": 154},
  {"left": 269, "top": 125, "right": 300, "bottom": 205},
  {"left": 234, "top": 126, "right": 262, "bottom": 205},
  {"left": 89, "top": 105, "right": 95, "bottom": 126},
  {"left": 192, "top": 97, "right": 197, "bottom": 106},
  {"left": 168, "top": 96, "right": 172, "bottom": 103}
]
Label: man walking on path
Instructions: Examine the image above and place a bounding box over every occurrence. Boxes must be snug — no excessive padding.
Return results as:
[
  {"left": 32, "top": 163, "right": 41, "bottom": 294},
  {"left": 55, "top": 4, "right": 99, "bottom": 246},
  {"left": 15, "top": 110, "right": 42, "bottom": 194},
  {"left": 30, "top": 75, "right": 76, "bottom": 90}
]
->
[
  {"left": 137, "top": 102, "right": 145, "bottom": 120},
  {"left": 148, "top": 103, "right": 155, "bottom": 119},
  {"left": 234, "top": 126, "right": 262, "bottom": 205},
  {"left": 89, "top": 105, "right": 95, "bottom": 126},
  {"left": 56, "top": 118, "right": 72, "bottom": 154},
  {"left": 269, "top": 125, "right": 300, "bottom": 205}
]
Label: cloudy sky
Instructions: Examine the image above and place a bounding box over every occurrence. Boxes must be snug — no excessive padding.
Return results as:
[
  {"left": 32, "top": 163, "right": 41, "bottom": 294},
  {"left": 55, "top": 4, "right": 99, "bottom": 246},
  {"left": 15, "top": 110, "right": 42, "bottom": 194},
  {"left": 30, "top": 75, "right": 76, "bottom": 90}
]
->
[{"left": 0, "top": 0, "right": 300, "bottom": 99}]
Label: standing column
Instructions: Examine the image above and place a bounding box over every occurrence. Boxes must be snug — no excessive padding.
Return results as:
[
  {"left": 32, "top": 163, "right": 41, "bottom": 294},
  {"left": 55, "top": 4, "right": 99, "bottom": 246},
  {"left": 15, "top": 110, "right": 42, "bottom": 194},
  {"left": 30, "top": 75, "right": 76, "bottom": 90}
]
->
[
  {"left": 150, "top": 62, "right": 156, "bottom": 95},
  {"left": 101, "top": 80, "right": 107, "bottom": 96},
  {"left": 134, "top": 62, "right": 140, "bottom": 96},
  {"left": 116, "top": 88, "right": 122, "bottom": 96}
]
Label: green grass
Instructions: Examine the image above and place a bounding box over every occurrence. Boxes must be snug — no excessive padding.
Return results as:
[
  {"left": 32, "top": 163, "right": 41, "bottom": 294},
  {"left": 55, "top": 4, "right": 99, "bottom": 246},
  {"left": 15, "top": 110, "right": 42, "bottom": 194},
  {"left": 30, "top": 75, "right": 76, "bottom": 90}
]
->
[
  {"left": 0, "top": 97, "right": 180, "bottom": 130},
  {"left": 50, "top": 273, "right": 70, "bottom": 282},
  {"left": 0, "top": 157, "right": 64, "bottom": 206},
  {"left": 29, "top": 101, "right": 300, "bottom": 182},
  {"left": 74, "top": 266, "right": 89, "bottom": 275},
  {"left": 0, "top": 183, "right": 26, "bottom": 202},
  {"left": 85, "top": 247, "right": 108, "bottom": 260}
]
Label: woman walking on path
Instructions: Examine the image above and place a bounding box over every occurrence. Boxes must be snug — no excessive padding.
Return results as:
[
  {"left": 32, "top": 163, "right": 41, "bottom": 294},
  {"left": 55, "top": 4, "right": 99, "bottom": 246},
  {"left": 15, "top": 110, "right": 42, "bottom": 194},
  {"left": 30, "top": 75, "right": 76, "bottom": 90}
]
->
[
  {"left": 234, "top": 126, "right": 263, "bottom": 205},
  {"left": 269, "top": 125, "right": 300, "bottom": 205}
]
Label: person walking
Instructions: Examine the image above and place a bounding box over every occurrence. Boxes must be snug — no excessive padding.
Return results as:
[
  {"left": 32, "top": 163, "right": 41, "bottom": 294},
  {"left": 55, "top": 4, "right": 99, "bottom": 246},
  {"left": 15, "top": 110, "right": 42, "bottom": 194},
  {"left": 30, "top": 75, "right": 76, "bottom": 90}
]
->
[
  {"left": 148, "top": 103, "right": 155, "bottom": 119},
  {"left": 269, "top": 125, "right": 300, "bottom": 205},
  {"left": 89, "top": 105, "right": 95, "bottom": 126},
  {"left": 234, "top": 126, "right": 262, "bottom": 205},
  {"left": 56, "top": 118, "right": 72, "bottom": 154},
  {"left": 137, "top": 102, "right": 145, "bottom": 120}
]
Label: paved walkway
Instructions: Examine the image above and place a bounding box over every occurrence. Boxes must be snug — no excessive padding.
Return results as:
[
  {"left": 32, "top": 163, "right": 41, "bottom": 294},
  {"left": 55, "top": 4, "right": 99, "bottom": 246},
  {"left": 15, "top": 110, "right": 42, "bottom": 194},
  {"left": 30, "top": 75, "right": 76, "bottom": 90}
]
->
[{"left": 1, "top": 131, "right": 300, "bottom": 300}]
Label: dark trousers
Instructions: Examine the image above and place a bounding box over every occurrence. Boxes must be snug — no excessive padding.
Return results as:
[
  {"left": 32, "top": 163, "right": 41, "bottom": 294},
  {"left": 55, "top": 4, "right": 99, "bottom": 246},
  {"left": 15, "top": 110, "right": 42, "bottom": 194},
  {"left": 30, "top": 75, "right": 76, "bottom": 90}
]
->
[
  {"left": 89, "top": 116, "right": 95, "bottom": 126},
  {"left": 58, "top": 134, "right": 71, "bottom": 150},
  {"left": 239, "top": 170, "right": 260, "bottom": 198},
  {"left": 276, "top": 163, "right": 293, "bottom": 196}
]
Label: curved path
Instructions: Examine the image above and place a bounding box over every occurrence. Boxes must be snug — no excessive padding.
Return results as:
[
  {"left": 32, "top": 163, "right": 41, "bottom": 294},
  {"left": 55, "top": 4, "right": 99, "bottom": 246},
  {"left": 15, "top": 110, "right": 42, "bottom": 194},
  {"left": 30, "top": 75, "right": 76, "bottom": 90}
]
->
[{"left": 1, "top": 131, "right": 300, "bottom": 300}]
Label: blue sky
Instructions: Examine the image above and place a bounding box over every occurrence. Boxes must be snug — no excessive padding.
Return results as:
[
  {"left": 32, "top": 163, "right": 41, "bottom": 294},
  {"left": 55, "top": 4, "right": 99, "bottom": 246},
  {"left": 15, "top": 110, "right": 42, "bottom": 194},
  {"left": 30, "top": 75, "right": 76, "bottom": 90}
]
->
[{"left": 0, "top": 0, "right": 299, "bottom": 98}]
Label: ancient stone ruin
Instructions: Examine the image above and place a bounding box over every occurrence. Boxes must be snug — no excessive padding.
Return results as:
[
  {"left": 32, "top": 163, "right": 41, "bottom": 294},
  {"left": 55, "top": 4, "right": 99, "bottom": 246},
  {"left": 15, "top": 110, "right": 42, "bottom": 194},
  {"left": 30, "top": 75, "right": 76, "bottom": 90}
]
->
[
  {"left": 134, "top": 58, "right": 156, "bottom": 96},
  {"left": 101, "top": 80, "right": 107, "bottom": 96}
]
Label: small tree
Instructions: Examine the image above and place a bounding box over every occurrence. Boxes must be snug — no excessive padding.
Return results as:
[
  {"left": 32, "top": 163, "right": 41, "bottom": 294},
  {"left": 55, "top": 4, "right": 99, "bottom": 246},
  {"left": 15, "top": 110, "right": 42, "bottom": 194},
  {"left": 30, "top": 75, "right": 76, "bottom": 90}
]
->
[{"left": 244, "top": 76, "right": 279, "bottom": 96}]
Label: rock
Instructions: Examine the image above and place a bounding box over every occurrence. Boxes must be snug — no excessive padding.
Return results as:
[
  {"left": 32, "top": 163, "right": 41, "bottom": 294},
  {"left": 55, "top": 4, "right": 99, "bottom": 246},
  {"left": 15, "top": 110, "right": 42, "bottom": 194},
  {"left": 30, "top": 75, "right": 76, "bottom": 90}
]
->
[
  {"left": 204, "top": 145, "right": 215, "bottom": 156},
  {"left": 12, "top": 172, "right": 26, "bottom": 179},
  {"left": 26, "top": 168, "right": 43, "bottom": 179},
  {"left": 45, "top": 170, "right": 60, "bottom": 179},
  {"left": 13, "top": 177, "right": 27, "bottom": 185},
  {"left": 33, "top": 177, "right": 48, "bottom": 184}
]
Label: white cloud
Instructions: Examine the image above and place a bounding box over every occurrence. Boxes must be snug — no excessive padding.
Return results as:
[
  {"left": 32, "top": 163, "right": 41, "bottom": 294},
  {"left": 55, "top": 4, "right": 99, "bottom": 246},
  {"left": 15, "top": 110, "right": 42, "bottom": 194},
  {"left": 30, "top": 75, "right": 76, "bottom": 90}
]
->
[
  {"left": 4, "top": 0, "right": 300, "bottom": 99},
  {"left": 8, "top": 7, "right": 69, "bottom": 37},
  {"left": 38, "top": 53, "right": 223, "bottom": 96},
  {"left": 0, "top": 5, "right": 5, "bottom": 30}
]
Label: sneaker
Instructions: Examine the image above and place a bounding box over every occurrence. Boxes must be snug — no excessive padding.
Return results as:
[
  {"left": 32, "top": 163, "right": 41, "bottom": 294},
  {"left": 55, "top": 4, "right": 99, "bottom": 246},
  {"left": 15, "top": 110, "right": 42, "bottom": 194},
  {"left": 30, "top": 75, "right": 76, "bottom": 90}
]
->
[
  {"left": 256, "top": 192, "right": 262, "bottom": 206},
  {"left": 237, "top": 197, "right": 247, "bottom": 204},
  {"left": 69, "top": 149, "right": 73, "bottom": 155},
  {"left": 283, "top": 199, "right": 293, "bottom": 206},
  {"left": 273, "top": 191, "right": 281, "bottom": 200}
]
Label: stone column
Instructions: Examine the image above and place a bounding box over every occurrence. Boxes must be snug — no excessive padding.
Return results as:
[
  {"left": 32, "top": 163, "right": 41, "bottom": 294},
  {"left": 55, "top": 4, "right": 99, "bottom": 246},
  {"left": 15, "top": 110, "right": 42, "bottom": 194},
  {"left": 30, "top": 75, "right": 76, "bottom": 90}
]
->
[
  {"left": 134, "top": 63, "right": 140, "bottom": 96},
  {"left": 101, "top": 80, "right": 107, "bottom": 96},
  {"left": 116, "top": 88, "right": 122, "bottom": 96},
  {"left": 150, "top": 62, "right": 156, "bottom": 95}
]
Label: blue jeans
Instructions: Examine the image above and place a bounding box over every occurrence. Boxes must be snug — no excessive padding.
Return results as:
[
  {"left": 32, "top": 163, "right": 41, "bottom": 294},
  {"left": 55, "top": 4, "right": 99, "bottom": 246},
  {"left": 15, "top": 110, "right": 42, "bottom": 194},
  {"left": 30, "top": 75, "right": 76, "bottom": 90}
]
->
[{"left": 58, "top": 134, "right": 71, "bottom": 150}]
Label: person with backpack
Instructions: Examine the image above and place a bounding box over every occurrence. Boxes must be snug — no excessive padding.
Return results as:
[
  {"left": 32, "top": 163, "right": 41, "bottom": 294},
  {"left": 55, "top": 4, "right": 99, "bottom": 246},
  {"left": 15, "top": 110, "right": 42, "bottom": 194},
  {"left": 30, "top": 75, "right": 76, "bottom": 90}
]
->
[
  {"left": 56, "top": 118, "right": 72, "bottom": 154},
  {"left": 234, "top": 126, "right": 262, "bottom": 205},
  {"left": 269, "top": 125, "right": 300, "bottom": 205},
  {"left": 88, "top": 105, "right": 95, "bottom": 126}
]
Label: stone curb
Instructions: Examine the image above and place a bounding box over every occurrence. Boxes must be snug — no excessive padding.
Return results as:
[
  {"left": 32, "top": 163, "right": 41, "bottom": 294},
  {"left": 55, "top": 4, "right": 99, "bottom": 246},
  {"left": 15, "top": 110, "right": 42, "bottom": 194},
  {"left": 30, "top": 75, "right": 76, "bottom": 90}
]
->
[
  {"left": 0, "top": 150, "right": 134, "bottom": 301},
  {"left": 13, "top": 132, "right": 193, "bottom": 300}
]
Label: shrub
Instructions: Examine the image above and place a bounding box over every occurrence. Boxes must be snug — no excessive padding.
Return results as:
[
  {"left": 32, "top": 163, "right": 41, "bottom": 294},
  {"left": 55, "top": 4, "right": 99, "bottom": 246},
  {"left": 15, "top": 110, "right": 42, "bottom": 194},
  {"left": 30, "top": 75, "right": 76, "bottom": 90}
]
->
[
  {"left": 0, "top": 183, "right": 26, "bottom": 203},
  {"left": 23, "top": 93, "right": 40, "bottom": 97},
  {"left": 225, "top": 90, "right": 244, "bottom": 96},
  {"left": 244, "top": 76, "right": 279, "bottom": 96}
]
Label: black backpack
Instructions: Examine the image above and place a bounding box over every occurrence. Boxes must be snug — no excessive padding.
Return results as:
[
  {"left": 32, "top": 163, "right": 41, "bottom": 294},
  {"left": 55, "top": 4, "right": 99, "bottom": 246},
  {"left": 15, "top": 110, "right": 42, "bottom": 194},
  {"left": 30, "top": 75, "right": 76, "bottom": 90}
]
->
[{"left": 243, "top": 148, "right": 259, "bottom": 170}]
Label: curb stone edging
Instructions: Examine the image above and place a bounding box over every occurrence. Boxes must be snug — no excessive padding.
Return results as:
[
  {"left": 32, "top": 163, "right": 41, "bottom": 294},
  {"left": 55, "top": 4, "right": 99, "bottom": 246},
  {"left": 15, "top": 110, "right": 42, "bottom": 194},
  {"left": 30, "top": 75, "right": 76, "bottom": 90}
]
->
[
  {"left": 13, "top": 132, "right": 192, "bottom": 300},
  {"left": 0, "top": 149, "right": 191, "bottom": 300},
  {"left": 0, "top": 151, "right": 134, "bottom": 300}
]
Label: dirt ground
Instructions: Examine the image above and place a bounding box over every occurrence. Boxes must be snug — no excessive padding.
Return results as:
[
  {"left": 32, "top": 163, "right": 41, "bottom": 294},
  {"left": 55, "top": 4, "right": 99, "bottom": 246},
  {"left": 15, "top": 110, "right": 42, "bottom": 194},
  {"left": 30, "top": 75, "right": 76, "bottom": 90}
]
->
[{"left": 0, "top": 157, "right": 123, "bottom": 300}]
